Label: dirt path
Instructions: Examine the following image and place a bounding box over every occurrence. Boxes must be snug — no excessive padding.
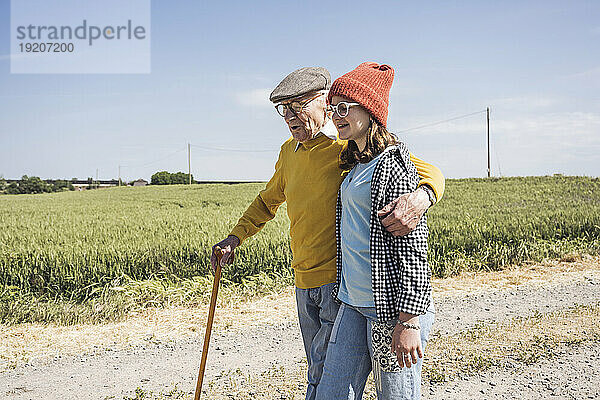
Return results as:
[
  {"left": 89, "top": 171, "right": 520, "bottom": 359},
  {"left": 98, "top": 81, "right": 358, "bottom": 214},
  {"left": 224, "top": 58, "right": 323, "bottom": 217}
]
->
[
  {"left": 424, "top": 342, "right": 600, "bottom": 400},
  {"left": 2, "top": 260, "right": 600, "bottom": 399},
  {"left": 4, "top": 321, "right": 305, "bottom": 400}
]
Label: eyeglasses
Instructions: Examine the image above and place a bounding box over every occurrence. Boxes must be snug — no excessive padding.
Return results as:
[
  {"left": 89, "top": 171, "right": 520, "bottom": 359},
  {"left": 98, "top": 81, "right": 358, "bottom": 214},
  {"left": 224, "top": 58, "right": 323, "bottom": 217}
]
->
[
  {"left": 328, "top": 101, "right": 361, "bottom": 118},
  {"left": 275, "top": 92, "right": 324, "bottom": 117}
]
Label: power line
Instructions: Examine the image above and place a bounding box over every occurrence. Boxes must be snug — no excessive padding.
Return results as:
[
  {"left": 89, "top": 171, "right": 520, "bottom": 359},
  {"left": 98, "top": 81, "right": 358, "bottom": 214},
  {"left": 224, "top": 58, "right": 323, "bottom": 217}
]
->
[
  {"left": 397, "top": 110, "right": 487, "bottom": 134},
  {"left": 120, "top": 146, "right": 187, "bottom": 169},
  {"left": 116, "top": 108, "right": 491, "bottom": 179},
  {"left": 189, "top": 109, "right": 489, "bottom": 153},
  {"left": 190, "top": 144, "right": 276, "bottom": 153}
]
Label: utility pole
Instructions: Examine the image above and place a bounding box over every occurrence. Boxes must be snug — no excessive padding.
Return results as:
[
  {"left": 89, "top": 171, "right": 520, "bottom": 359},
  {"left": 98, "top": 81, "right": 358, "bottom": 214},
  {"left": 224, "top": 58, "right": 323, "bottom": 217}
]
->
[
  {"left": 486, "top": 107, "right": 490, "bottom": 178},
  {"left": 96, "top": 168, "right": 99, "bottom": 187},
  {"left": 188, "top": 142, "right": 192, "bottom": 185},
  {"left": 118, "top": 165, "right": 121, "bottom": 187}
]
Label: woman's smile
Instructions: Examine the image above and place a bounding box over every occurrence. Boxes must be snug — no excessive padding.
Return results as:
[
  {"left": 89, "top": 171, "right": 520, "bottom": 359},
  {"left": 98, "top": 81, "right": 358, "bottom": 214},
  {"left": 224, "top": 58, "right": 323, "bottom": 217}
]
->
[{"left": 335, "top": 121, "right": 349, "bottom": 130}]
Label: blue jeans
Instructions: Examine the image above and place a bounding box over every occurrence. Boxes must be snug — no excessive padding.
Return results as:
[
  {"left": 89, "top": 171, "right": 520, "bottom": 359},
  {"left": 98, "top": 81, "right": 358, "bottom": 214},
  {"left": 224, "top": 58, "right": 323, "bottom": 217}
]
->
[
  {"left": 315, "top": 301, "right": 435, "bottom": 400},
  {"left": 296, "top": 282, "right": 340, "bottom": 400}
]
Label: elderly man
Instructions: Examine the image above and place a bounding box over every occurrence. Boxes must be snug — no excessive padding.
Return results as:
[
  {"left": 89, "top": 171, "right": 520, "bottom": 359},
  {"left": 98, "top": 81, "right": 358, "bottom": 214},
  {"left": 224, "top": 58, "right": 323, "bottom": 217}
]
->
[{"left": 211, "top": 67, "right": 444, "bottom": 400}]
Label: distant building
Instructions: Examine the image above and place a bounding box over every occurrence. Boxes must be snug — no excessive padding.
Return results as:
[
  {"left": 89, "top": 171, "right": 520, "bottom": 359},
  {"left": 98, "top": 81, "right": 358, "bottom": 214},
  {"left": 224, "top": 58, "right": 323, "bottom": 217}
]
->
[
  {"left": 71, "top": 179, "right": 119, "bottom": 190},
  {"left": 132, "top": 179, "right": 148, "bottom": 187}
]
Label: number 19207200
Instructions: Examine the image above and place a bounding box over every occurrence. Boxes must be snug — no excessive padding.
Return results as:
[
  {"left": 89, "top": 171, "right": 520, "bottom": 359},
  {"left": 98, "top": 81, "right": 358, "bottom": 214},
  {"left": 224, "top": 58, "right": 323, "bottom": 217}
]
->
[{"left": 19, "top": 42, "right": 74, "bottom": 53}]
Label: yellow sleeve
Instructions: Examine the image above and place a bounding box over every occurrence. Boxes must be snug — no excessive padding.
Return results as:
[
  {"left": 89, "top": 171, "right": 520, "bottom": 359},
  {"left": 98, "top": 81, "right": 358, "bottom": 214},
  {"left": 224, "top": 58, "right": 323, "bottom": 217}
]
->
[
  {"left": 229, "top": 148, "right": 286, "bottom": 244},
  {"left": 409, "top": 153, "right": 445, "bottom": 203}
]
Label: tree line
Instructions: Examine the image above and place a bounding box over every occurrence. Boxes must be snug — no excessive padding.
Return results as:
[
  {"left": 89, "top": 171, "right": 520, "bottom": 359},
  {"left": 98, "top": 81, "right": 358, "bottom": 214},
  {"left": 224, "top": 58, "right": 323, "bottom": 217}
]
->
[
  {"left": 0, "top": 171, "right": 194, "bottom": 195},
  {"left": 150, "top": 171, "right": 194, "bottom": 185},
  {"left": 0, "top": 176, "right": 75, "bottom": 195}
]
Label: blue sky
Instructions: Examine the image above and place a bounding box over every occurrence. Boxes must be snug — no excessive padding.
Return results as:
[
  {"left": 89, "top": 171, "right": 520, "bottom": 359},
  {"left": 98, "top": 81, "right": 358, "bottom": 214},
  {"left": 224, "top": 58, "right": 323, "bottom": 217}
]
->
[{"left": 0, "top": 1, "right": 599, "bottom": 181}]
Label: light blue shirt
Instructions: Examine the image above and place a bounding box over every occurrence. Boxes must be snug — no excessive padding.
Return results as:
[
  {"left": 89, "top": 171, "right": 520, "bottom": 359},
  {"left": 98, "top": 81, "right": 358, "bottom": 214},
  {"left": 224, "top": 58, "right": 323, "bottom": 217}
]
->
[{"left": 337, "top": 153, "right": 383, "bottom": 307}]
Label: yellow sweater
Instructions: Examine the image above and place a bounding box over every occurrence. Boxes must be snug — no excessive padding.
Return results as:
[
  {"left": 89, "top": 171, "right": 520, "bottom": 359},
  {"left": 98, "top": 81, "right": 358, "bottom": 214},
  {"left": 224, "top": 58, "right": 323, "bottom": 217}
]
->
[{"left": 230, "top": 134, "right": 445, "bottom": 289}]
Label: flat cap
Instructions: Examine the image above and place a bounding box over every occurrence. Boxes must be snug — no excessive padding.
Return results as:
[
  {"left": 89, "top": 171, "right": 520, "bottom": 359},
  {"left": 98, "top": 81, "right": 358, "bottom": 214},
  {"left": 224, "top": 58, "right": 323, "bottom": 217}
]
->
[{"left": 270, "top": 67, "right": 331, "bottom": 103}]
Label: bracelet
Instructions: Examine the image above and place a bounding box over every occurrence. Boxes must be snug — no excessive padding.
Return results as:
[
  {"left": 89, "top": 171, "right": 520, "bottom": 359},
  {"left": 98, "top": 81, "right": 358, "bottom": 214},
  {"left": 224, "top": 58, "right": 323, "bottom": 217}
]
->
[{"left": 396, "top": 320, "right": 420, "bottom": 330}]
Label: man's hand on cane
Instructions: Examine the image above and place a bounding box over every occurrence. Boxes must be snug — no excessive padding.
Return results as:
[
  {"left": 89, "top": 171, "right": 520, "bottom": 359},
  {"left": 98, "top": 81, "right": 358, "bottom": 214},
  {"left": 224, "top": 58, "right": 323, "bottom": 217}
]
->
[
  {"left": 210, "top": 235, "right": 240, "bottom": 272},
  {"left": 377, "top": 187, "right": 433, "bottom": 237}
]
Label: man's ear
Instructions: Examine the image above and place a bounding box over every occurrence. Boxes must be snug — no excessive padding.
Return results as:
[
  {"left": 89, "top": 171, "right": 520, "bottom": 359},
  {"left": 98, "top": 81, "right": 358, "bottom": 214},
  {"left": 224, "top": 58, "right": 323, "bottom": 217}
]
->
[{"left": 322, "top": 99, "right": 332, "bottom": 120}]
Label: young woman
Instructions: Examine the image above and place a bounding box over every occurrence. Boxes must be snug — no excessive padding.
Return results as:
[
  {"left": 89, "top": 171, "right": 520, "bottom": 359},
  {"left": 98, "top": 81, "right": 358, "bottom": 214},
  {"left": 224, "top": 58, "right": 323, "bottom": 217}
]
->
[{"left": 315, "top": 62, "right": 435, "bottom": 400}]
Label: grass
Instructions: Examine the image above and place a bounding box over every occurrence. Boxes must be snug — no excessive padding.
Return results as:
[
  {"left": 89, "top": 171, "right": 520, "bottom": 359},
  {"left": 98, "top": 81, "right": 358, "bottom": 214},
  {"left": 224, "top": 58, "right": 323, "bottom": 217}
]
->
[
  {"left": 0, "top": 270, "right": 286, "bottom": 325},
  {"left": 2, "top": 259, "right": 597, "bottom": 373},
  {"left": 105, "top": 384, "right": 188, "bottom": 400},
  {"left": 427, "top": 175, "right": 600, "bottom": 276},
  {"left": 1, "top": 175, "right": 599, "bottom": 325}
]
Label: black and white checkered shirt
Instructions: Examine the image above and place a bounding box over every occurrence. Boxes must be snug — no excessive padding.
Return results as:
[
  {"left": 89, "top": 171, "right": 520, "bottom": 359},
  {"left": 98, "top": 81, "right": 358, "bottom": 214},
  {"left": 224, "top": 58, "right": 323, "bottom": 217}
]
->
[{"left": 333, "top": 142, "right": 431, "bottom": 321}]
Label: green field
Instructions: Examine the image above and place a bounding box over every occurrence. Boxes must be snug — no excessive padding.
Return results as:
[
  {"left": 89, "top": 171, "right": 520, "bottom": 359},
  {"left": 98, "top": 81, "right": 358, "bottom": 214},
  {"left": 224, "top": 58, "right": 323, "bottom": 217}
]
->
[{"left": 1, "top": 176, "right": 599, "bottom": 325}]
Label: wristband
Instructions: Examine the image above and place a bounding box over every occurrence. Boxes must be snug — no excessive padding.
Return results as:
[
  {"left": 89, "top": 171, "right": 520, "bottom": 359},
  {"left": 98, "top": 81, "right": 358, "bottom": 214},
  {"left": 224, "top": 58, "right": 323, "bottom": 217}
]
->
[{"left": 420, "top": 185, "right": 436, "bottom": 207}]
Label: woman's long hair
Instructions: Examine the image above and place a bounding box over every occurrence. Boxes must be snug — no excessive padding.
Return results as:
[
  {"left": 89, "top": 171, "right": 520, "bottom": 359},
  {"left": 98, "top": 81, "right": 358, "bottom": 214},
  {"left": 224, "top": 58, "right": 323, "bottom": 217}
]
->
[{"left": 339, "top": 118, "right": 397, "bottom": 171}]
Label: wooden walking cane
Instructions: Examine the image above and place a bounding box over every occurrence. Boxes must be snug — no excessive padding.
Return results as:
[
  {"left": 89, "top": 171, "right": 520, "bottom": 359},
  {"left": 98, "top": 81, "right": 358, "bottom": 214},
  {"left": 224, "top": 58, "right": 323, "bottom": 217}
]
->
[{"left": 194, "top": 246, "right": 223, "bottom": 400}]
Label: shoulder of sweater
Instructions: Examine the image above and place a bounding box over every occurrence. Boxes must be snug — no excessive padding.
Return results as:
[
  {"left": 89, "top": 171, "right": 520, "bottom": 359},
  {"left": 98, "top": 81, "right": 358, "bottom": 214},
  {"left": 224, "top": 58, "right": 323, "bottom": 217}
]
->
[{"left": 279, "top": 137, "right": 297, "bottom": 153}]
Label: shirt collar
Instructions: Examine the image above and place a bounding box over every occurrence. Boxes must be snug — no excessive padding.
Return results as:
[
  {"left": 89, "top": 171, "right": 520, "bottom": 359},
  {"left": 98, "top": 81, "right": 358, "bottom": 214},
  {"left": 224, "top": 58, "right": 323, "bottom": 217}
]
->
[{"left": 294, "top": 119, "right": 338, "bottom": 152}]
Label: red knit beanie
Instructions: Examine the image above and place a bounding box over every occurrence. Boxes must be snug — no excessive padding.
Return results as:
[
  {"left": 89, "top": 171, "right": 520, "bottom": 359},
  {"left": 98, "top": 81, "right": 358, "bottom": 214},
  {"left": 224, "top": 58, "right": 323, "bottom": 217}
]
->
[{"left": 327, "top": 62, "right": 394, "bottom": 128}]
